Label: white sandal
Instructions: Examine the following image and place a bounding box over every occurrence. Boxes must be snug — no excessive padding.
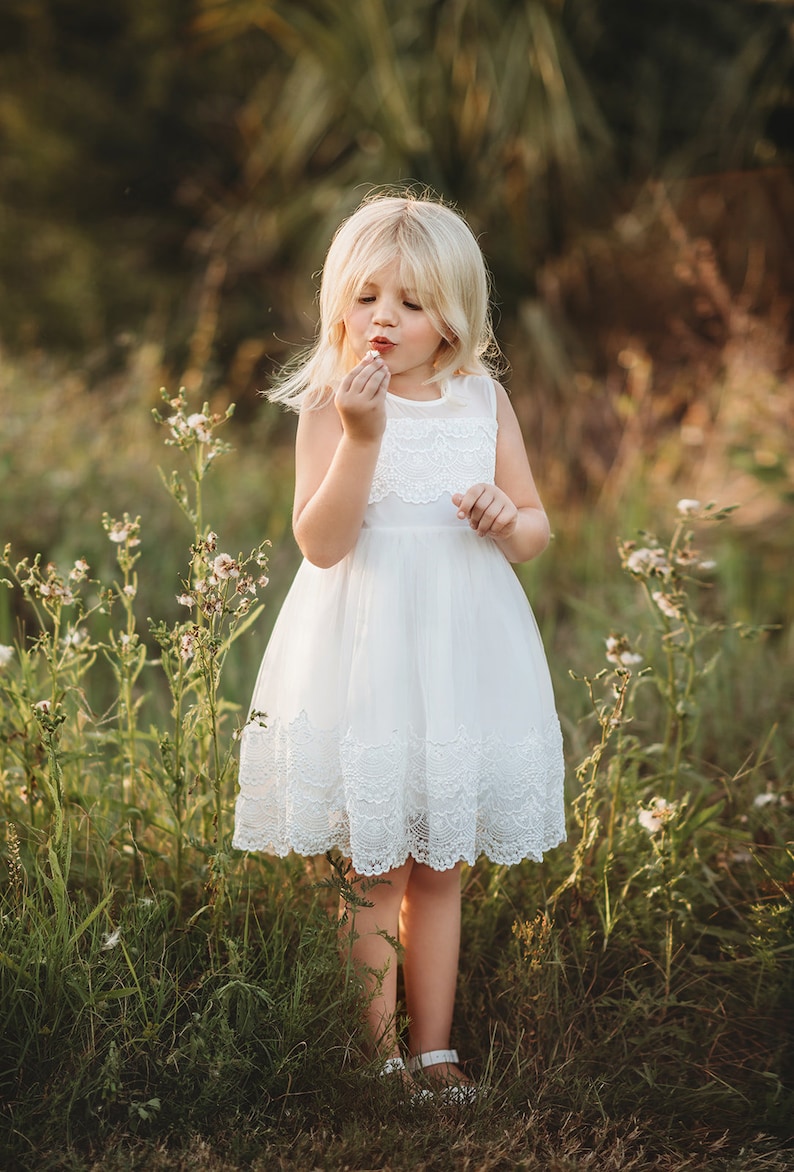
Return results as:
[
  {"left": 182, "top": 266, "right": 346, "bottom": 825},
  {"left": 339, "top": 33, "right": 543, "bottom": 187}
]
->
[
  {"left": 406, "top": 1048, "right": 478, "bottom": 1104},
  {"left": 376, "top": 1054, "right": 433, "bottom": 1101}
]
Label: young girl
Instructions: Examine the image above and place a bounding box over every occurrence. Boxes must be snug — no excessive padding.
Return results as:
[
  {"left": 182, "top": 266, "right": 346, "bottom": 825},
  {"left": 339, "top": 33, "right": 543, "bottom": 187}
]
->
[{"left": 233, "top": 193, "right": 565, "bottom": 1100}]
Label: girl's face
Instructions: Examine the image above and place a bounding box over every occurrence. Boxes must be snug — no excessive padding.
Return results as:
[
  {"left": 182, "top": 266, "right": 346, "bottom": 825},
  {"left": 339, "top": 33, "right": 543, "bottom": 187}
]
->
[{"left": 343, "top": 260, "right": 445, "bottom": 390}]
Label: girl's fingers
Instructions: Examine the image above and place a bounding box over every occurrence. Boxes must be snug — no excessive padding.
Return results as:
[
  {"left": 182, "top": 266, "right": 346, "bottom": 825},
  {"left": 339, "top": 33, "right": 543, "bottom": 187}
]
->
[
  {"left": 339, "top": 356, "right": 388, "bottom": 399},
  {"left": 456, "top": 484, "right": 488, "bottom": 521},
  {"left": 454, "top": 485, "right": 516, "bottom": 535}
]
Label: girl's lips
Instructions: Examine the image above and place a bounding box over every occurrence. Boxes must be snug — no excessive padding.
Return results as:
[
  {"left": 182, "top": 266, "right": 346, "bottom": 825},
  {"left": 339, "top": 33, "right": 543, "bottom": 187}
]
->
[{"left": 369, "top": 338, "right": 395, "bottom": 353}]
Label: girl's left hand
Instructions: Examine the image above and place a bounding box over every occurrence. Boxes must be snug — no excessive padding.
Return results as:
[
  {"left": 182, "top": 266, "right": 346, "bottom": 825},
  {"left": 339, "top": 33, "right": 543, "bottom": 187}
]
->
[{"left": 452, "top": 484, "right": 518, "bottom": 538}]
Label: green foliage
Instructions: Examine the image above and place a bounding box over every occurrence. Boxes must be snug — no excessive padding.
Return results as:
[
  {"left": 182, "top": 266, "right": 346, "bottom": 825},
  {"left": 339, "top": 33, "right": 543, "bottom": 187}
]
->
[
  {"left": 0, "top": 390, "right": 792, "bottom": 1169},
  {"left": 1, "top": 0, "right": 791, "bottom": 370}
]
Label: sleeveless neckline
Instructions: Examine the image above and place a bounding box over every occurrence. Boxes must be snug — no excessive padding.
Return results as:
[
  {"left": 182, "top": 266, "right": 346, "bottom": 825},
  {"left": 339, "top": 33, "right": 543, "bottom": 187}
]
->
[{"left": 386, "top": 380, "right": 446, "bottom": 406}]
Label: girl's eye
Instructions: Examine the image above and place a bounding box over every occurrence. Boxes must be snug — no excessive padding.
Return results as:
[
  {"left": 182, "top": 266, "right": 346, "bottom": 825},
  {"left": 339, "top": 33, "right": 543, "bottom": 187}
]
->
[
  {"left": 404, "top": 301, "right": 422, "bottom": 311},
  {"left": 359, "top": 295, "right": 376, "bottom": 303}
]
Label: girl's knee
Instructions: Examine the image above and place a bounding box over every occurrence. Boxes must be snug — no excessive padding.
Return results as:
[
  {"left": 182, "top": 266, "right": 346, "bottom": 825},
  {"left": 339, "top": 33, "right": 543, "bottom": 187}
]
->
[{"left": 407, "top": 860, "right": 462, "bottom": 893}]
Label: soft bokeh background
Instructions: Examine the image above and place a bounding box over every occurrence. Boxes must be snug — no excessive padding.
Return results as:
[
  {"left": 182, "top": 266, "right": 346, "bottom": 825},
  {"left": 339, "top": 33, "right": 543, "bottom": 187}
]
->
[{"left": 1, "top": 1, "right": 792, "bottom": 661}]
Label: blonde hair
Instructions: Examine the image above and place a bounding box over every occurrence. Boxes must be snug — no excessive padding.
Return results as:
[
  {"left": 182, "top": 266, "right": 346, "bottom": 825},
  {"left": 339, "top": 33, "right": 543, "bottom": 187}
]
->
[{"left": 268, "top": 193, "right": 502, "bottom": 411}]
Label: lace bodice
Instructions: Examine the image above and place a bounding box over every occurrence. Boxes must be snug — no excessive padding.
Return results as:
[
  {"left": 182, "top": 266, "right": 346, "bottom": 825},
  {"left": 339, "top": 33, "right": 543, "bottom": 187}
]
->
[{"left": 366, "top": 376, "right": 498, "bottom": 527}]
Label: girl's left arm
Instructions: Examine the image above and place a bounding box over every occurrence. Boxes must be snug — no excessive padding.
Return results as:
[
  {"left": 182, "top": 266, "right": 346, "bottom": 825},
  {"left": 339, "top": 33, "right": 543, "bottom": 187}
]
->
[{"left": 451, "top": 382, "right": 550, "bottom": 564}]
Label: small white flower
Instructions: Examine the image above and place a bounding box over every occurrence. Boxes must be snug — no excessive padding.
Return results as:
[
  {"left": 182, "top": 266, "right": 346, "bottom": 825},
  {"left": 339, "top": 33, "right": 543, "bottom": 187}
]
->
[
  {"left": 652, "top": 591, "right": 681, "bottom": 619},
  {"left": 205, "top": 531, "right": 218, "bottom": 552},
  {"left": 257, "top": 575, "right": 269, "bottom": 588},
  {"left": 626, "top": 547, "right": 671, "bottom": 576},
  {"left": 677, "top": 499, "right": 701, "bottom": 516},
  {"left": 101, "top": 927, "right": 122, "bottom": 951},
  {"left": 753, "top": 793, "right": 779, "bottom": 808},
  {"left": 35, "top": 700, "right": 51, "bottom": 714},
  {"left": 606, "top": 635, "right": 642, "bottom": 667},
  {"left": 69, "top": 558, "right": 90, "bottom": 581},
  {"left": 698, "top": 559, "right": 716, "bottom": 571},
  {"left": 108, "top": 523, "right": 128, "bottom": 543},
  {"left": 187, "top": 413, "right": 212, "bottom": 442},
  {"left": 167, "top": 414, "right": 189, "bottom": 439},
  {"left": 213, "top": 553, "right": 239, "bottom": 580},
  {"left": 63, "top": 627, "right": 88, "bottom": 648},
  {"left": 123, "top": 585, "right": 136, "bottom": 597},
  {"left": 176, "top": 593, "right": 193, "bottom": 607},
  {"left": 0, "top": 645, "right": 14, "bottom": 669},
  {"left": 637, "top": 797, "right": 677, "bottom": 835},
  {"left": 180, "top": 632, "right": 196, "bottom": 661},
  {"left": 674, "top": 548, "right": 698, "bottom": 567},
  {"left": 638, "top": 808, "right": 663, "bottom": 834},
  {"left": 120, "top": 634, "right": 132, "bottom": 648}
]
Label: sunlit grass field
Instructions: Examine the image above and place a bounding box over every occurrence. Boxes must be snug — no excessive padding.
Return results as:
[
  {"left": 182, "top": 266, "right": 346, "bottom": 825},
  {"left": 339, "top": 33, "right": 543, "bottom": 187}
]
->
[{"left": 0, "top": 360, "right": 792, "bottom": 1170}]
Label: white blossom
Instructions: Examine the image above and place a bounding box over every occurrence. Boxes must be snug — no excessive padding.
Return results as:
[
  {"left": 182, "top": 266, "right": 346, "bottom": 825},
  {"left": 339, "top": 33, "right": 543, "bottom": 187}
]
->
[
  {"left": 605, "top": 635, "right": 642, "bottom": 667},
  {"left": 35, "top": 699, "right": 51, "bottom": 714},
  {"left": 176, "top": 593, "right": 193, "bottom": 607},
  {"left": 69, "top": 558, "right": 90, "bottom": 581},
  {"left": 637, "top": 797, "right": 677, "bottom": 835},
  {"left": 625, "top": 547, "right": 671, "bottom": 576},
  {"left": 677, "top": 498, "right": 701, "bottom": 516},
  {"left": 179, "top": 632, "right": 196, "bottom": 661},
  {"left": 187, "top": 413, "right": 212, "bottom": 442},
  {"left": 0, "top": 644, "right": 14, "bottom": 668},
  {"left": 101, "top": 927, "right": 122, "bottom": 951},
  {"left": 107, "top": 521, "right": 140, "bottom": 547},
  {"left": 63, "top": 627, "right": 88, "bottom": 648},
  {"left": 212, "top": 553, "right": 239, "bottom": 580},
  {"left": 123, "top": 585, "right": 136, "bottom": 598},
  {"left": 652, "top": 591, "right": 682, "bottom": 619},
  {"left": 753, "top": 793, "right": 779, "bottom": 809}
]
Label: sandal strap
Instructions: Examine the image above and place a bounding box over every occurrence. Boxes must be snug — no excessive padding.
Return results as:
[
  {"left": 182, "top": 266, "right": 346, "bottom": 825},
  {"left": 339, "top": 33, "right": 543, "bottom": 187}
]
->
[{"left": 406, "top": 1048, "right": 459, "bottom": 1072}]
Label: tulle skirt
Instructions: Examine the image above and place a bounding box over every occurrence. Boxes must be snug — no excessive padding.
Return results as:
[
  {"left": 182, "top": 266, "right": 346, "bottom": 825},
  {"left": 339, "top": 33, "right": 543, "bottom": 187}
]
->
[{"left": 233, "top": 525, "right": 565, "bottom": 875}]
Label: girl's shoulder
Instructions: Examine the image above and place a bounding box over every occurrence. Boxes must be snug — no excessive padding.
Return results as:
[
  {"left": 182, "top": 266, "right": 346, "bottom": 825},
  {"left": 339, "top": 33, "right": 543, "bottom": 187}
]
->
[{"left": 447, "top": 373, "right": 498, "bottom": 417}]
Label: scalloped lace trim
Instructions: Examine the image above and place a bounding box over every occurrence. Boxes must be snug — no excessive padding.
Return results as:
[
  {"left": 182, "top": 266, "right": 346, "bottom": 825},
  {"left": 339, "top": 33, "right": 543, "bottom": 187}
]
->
[
  {"left": 369, "top": 417, "right": 498, "bottom": 505},
  {"left": 233, "top": 710, "right": 566, "bottom": 875}
]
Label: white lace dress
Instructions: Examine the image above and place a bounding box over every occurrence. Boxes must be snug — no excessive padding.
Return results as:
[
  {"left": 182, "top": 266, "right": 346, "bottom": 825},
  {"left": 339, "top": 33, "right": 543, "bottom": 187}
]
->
[{"left": 233, "top": 375, "right": 565, "bottom": 875}]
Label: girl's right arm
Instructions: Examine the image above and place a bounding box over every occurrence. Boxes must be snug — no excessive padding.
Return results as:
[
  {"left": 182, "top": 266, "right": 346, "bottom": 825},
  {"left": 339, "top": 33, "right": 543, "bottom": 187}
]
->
[{"left": 292, "top": 354, "right": 389, "bottom": 568}]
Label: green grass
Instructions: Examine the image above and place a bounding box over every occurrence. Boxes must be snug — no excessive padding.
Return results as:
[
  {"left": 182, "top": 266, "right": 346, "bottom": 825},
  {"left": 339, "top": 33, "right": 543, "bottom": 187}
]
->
[{"left": 1, "top": 376, "right": 792, "bottom": 1171}]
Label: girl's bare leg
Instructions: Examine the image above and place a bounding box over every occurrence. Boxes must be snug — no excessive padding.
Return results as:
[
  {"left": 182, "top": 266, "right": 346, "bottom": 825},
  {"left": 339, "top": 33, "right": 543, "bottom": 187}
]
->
[
  {"left": 340, "top": 858, "right": 414, "bottom": 1058},
  {"left": 399, "top": 860, "right": 470, "bottom": 1083}
]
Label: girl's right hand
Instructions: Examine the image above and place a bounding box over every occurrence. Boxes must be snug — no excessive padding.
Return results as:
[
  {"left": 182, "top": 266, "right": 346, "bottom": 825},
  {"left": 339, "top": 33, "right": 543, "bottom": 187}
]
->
[{"left": 334, "top": 354, "right": 389, "bottom": 443}]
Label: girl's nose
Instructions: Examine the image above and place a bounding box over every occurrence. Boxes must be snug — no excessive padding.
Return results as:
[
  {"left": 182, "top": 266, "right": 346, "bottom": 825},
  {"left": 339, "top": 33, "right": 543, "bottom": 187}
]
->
[{"left": 373, "top": 300, "right": 397, "bottom": 325}]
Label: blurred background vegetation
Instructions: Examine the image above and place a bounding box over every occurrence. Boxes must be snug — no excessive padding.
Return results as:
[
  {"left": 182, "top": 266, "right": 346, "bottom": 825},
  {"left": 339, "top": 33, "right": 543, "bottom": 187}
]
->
[
  {"left": 2, "top": 0, "right": 793, "bottom": 687},
  {"left": 1, "top": 0, "right": 792, "bottom": 685}
]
